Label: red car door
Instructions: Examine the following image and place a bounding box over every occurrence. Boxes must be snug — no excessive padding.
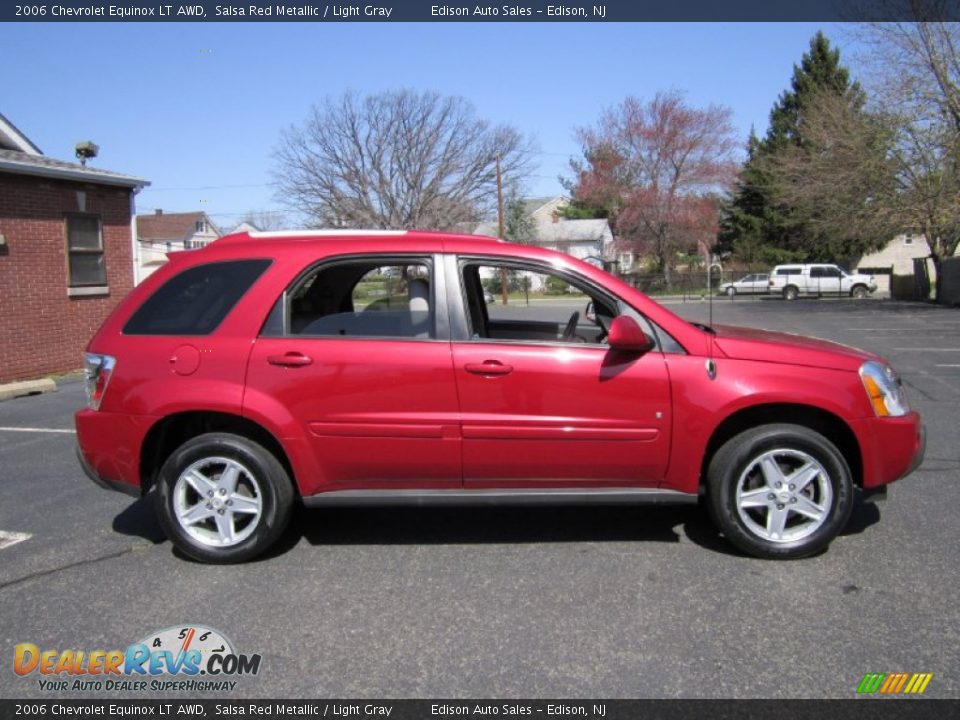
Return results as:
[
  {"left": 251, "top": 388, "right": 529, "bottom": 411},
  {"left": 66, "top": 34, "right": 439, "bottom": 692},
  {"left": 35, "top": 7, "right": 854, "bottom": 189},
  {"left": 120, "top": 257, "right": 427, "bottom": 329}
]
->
[
  {"left": 449, "top": 258, "right": 672, "bottom": 488},
  {"left": 244, "top": 255, "right": 461, "bottom": 496},
  {"left": 452, "top": 343, "right": 671, "bottom": 487}
]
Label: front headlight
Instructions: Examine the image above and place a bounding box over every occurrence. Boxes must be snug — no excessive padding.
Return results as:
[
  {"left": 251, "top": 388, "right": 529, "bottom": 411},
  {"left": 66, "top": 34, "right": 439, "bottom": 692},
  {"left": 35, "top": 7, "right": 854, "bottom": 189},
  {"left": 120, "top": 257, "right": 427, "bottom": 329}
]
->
[{"left": 859, "top": 361, "right": 910, "bottom": 417}]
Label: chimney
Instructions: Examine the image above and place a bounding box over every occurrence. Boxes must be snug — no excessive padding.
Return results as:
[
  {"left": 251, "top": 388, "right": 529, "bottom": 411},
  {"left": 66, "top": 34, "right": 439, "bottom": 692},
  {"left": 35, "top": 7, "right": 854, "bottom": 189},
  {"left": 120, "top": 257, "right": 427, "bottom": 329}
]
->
[{"left": 155, "top": 209, "right": 163, "bottom": 215}]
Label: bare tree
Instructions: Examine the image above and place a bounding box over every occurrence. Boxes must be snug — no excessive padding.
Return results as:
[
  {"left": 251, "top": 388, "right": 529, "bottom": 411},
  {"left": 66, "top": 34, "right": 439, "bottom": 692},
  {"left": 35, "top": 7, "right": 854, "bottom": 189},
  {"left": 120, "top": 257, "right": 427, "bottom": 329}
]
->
[
  {"left": 857, "top": 6, "right": 960, "bottom": 131},
  {"left": 273, "top": 90, "right": 534, "bottom": 230},
  {"left": 568, "top": 91, "right": 738, "bottom": 288},
  {"left": 236, "top": 209, "right": 288, "bottom": 232},
  {"left": 854, "top": 8, "right": 960, "bottom": 291}
]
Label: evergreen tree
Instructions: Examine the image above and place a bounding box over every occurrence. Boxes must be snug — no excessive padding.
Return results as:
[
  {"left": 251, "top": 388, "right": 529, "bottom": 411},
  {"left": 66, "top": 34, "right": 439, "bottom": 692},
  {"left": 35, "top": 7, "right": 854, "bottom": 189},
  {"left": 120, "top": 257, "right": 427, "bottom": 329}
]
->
[
  {"left": 720, "top": 32, "right": 863, "bottom": 262},
  {"left": 766, "top": 31, "right": 861, "bottom": 149},
  {"left": 503, "top": 185, "right": 536, "bottom": 244}
]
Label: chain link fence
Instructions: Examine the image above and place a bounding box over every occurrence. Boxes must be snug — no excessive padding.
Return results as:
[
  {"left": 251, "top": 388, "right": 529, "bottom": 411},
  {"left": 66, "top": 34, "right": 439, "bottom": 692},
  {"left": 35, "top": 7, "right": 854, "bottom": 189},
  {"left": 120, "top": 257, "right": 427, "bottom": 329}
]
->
[{"left": 621, "top": 271, "right": 747, "bottom": 299}]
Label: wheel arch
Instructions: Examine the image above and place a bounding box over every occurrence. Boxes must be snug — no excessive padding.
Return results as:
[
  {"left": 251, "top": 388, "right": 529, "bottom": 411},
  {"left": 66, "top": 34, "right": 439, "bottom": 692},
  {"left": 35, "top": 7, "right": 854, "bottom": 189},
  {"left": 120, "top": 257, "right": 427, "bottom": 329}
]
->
[
  {"left": 700, "top": 403, "right": 863, "bottom": 491},
  {"left": 139, "top": 411, "right": 298, "bottom": 496}
]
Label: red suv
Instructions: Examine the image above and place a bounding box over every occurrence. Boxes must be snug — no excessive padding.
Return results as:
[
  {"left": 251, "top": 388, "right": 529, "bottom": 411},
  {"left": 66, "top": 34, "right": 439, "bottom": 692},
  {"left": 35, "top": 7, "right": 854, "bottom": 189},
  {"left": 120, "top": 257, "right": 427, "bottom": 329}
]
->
[{"left": 75, "top": 231, "right": 924, "bottom": 563}]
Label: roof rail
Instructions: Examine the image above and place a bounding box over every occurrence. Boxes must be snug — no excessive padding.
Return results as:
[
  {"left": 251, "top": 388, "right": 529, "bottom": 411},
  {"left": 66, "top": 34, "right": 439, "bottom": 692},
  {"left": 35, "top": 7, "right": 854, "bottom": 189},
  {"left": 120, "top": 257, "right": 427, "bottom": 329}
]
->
[{"left": 246, "top": 229, "right": 409, "bottom": 239}]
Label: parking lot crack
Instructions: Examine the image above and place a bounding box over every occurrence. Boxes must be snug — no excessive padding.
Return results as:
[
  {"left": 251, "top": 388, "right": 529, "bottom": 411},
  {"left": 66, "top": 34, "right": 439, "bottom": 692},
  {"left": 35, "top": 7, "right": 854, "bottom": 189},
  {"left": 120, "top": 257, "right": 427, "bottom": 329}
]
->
[{"left": 0, "top": 543, "right": 151, "bottom": 593}]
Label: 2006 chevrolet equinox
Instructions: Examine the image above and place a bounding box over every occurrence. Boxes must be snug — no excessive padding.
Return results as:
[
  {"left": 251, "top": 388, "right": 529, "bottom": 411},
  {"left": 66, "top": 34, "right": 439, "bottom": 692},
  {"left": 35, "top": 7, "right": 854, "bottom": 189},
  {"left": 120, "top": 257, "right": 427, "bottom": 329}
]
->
[{"left": 75, "top": 230, "right": 925, "bottom": 563}]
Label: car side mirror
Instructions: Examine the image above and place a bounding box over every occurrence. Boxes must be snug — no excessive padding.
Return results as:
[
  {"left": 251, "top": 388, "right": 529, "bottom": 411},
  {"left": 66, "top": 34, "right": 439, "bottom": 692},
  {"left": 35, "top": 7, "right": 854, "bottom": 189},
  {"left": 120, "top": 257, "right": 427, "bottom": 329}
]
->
[{"left": 607, "top": 316, "right": 655, "bottom": 354}]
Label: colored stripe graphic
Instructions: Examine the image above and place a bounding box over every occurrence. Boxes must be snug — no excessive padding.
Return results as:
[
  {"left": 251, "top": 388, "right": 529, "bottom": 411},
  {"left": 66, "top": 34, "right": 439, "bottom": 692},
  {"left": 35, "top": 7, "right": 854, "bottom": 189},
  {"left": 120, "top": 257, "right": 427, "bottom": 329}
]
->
[
  {"left": 857, "top": 672, "right": 933, "bottom": 694},
  {"left": 857, "top": 673, "right": 885, "bottom": 693},
  {"left": 905, "top": 673, "right": 933, "bottom": 694}
]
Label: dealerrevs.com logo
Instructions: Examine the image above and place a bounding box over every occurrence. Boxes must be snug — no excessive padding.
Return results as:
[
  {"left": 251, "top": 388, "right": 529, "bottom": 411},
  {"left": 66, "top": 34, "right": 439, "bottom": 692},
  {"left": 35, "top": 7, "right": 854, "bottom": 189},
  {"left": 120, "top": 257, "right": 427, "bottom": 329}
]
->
[{"left": 13, "top": 625, "right": 261, "bottom": 693}]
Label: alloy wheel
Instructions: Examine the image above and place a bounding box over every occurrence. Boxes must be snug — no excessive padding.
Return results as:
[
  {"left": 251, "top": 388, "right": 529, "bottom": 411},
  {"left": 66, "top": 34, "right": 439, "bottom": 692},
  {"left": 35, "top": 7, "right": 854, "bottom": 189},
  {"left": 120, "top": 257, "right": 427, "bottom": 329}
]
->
[
  {"left": 172, "top": 456, "right": 263, "bottom": 547},
  {"left": 734, "top": 448, "right": 833, "bottom": 543}
]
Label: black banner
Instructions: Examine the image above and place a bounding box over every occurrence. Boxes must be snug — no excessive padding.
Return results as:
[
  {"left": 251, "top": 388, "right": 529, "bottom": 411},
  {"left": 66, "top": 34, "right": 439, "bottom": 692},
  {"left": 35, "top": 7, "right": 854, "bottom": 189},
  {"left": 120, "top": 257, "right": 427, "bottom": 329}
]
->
[
  {"left": 2, "top": 0, "right": 959, "bottom": 23},
  {"left": 1, "top": 700, "right": 959, "bottom": 720}
]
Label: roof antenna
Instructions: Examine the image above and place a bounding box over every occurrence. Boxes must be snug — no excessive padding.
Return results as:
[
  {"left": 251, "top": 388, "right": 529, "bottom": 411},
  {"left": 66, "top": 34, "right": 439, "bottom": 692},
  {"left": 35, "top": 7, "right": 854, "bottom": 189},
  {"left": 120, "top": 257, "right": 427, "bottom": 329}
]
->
[
  {"left": 708, "top": 259, "right": 714, "bottom": 329},
  {"left": 705, "top": 253, "right": 720, "bottom": 380},
  {"left": 75, "top": 141, "right": 99, "bottom": 167}
]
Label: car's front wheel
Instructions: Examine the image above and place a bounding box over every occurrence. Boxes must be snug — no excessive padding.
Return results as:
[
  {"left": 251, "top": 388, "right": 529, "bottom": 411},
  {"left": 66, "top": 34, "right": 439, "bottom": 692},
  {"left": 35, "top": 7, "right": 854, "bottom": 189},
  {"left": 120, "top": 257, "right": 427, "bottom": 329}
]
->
[
  {"left": 726, "top": 286, "right": 737, "bottom": 297},
  {"left": 851, "top": 285, "right": 868, "bottom": 299},
  {"left": 156, "top": 432, "right": 294, "bottom": 563},
  {"left": 707, "top": 424, "right": 854, "bottom": 559}
]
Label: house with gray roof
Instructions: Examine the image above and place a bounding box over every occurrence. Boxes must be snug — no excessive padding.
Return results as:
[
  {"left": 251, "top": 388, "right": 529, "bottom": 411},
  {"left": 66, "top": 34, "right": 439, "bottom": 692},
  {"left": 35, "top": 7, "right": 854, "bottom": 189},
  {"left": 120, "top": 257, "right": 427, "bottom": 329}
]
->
[
  {"left": 475, "top": 195, "right": 615, "bottom": 267},
  {"left": 135, "top": 209, "right": 221, "bottom": 282}
]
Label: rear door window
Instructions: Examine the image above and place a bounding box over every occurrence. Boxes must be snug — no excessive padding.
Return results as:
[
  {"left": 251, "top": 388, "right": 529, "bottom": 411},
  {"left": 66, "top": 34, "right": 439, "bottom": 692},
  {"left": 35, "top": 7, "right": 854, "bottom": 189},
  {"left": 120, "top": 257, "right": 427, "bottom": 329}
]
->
[
  {"left": 286, "top": 258, "right": 435, "bottom": 339},
  {"left": 124, "top": 259, "right": 271, "bottom": 335}
]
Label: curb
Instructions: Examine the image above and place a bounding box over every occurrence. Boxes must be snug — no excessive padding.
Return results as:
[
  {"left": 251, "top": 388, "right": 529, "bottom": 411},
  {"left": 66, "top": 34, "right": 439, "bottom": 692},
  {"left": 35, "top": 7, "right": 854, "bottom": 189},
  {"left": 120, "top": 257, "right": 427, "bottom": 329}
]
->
[{"left": 0, "top": 378, "right": 57, "bottom": 402}]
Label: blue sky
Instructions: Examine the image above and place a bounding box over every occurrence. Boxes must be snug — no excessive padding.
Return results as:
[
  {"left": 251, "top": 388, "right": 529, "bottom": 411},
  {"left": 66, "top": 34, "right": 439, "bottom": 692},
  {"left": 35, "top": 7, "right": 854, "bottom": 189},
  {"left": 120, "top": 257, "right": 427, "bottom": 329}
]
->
[{"left": 3, "top": 21, "right": 856, "bottom": 229}]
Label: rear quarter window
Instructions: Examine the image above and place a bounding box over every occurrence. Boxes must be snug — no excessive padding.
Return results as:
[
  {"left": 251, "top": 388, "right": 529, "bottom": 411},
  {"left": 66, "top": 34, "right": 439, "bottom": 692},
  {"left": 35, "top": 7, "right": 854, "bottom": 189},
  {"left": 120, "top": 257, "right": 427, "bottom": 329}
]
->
[{"left": 123, "top": 259, "right": 271, "bottom": 335}]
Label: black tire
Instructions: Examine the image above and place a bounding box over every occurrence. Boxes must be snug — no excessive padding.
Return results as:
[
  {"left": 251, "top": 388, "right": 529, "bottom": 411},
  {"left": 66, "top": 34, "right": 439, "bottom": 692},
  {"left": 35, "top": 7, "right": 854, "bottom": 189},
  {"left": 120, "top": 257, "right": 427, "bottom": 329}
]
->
[
  {"left": 783, "top": 285, "right": 799, "bottom": 301},
  {"left": 706, "top": 424, "right": 854, "bottom": 559},
  {"left": 851, "top": 285, "right": 868, "bottom": 300},
  {"left": 156, "top": 432, "right": 294, "bottom": 563},
  {"left": 726, "top": 286, "right": 737, "bottom": 297}
]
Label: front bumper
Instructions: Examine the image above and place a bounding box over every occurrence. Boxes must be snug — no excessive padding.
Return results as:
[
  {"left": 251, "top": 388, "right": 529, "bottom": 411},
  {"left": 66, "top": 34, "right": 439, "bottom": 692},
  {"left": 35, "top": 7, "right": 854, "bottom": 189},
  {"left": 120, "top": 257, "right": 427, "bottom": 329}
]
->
[
  {"left": 852, "top": 413, "right": 925, "bottom": 489},
  {"left": 906, "top": 422, "right": 926, "bottom": 476},
  {"left": 861, "top": 423, "right": 925, "bottom": 503}
]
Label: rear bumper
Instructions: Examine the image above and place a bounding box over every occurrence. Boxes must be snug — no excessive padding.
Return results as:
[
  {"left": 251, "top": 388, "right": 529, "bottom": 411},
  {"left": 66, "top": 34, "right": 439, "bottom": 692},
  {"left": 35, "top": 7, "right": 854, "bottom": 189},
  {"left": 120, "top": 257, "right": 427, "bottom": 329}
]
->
[
  {"left": 75, "top": 443, "right": 140, "bottom": 497},
  {"left": 74, "top": 409, "right": 152, "bottom": 497}
]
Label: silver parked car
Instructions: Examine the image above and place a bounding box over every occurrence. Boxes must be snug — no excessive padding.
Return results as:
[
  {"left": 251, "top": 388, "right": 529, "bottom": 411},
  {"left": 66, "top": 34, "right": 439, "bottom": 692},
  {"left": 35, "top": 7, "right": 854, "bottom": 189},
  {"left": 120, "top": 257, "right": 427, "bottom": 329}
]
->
[{"left": 719, "top": 273, "right": 770, "bottom": 296}]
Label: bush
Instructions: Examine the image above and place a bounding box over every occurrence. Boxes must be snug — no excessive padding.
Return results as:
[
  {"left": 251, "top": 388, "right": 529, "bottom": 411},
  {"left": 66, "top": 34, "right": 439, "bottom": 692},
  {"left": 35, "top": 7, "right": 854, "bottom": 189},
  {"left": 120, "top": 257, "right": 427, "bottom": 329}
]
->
[{"left": 545, "top": 276, "right": 570, "bottom": 295}]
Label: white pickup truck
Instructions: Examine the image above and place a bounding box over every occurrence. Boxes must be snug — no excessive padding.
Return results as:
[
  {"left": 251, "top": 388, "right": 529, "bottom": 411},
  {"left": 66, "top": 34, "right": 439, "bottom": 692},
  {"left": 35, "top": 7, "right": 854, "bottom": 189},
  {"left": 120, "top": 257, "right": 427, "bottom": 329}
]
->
[{"left": 768, "top": 264, "right": 877, "bottom": 300}]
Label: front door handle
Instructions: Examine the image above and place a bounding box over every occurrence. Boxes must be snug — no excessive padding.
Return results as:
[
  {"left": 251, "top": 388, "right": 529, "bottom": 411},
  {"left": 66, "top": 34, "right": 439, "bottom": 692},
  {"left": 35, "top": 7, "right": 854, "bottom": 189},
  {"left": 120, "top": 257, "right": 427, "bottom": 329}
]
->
[
  {"left": 267, "top": 352, "right": 313, "bottom": 368},
  {"left": 465, "top": 360, "right": 513, "bottom": 376}
]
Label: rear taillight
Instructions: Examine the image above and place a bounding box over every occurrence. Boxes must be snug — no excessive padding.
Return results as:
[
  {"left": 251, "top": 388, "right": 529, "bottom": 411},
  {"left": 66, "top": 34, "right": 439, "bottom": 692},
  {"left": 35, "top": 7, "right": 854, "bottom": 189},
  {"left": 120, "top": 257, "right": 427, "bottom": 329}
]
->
[{"left": 83, "top": 353, "right": 116, "bottom": 411}]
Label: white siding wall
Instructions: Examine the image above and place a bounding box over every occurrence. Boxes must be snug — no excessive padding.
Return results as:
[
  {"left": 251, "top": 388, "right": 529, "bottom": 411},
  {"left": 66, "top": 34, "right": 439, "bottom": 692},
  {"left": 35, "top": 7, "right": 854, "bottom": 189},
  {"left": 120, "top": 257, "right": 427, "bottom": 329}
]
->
[{"left": 857, "top": 234, "right": 931, "bottom": 275}]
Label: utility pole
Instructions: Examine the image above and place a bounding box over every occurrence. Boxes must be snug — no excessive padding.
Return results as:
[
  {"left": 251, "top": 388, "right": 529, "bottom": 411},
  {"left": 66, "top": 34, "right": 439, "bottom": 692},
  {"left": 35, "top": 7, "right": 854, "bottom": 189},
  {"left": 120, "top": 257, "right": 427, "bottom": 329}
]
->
[{"left": 497, "top": 154, "right": 508, "bottom": 305}]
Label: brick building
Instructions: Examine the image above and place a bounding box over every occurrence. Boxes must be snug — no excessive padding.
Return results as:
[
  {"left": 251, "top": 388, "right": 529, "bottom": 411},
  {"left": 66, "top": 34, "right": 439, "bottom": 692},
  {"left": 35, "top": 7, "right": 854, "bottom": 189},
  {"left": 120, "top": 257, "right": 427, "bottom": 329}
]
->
[{"left": 0, "top": 112, "right": 148, "bottom": 384}]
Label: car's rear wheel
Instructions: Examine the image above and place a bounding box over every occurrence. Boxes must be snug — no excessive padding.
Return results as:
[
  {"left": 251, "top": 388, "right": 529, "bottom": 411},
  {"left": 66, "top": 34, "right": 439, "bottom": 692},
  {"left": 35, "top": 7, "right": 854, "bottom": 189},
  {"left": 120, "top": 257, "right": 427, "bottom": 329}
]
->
[
  {"left": 783, "top": 285, "right": 799, "bottom": 301},
  {"left": 726, "top": 286, "right": 737, "bottom": 297},
  {"left": 706, "top": 424, "right": 853, "bottom": 559},
  {"left": 851, "top": 285, "right": 868, "bottom": 299},
  {"left": 156, "top": 432, "right": 294, "bottom": 563}
]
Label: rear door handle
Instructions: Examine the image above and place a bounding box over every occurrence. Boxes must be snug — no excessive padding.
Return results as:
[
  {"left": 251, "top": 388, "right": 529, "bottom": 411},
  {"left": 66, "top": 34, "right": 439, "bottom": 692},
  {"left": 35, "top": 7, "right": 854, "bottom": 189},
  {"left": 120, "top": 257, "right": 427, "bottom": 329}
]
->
[
  {"left": 464, "top": 361, "right": 513, "bottom": 376},
  {"left": 267, "top": 352, "right": 313, "bottom": 368}
]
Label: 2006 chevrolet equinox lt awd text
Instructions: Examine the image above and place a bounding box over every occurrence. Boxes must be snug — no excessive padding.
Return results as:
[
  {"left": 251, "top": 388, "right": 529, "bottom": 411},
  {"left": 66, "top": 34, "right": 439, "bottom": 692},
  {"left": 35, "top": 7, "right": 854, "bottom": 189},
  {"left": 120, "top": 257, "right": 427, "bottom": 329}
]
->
[{"left": 75, "top": 230, "right": 925, "bottom": 563}]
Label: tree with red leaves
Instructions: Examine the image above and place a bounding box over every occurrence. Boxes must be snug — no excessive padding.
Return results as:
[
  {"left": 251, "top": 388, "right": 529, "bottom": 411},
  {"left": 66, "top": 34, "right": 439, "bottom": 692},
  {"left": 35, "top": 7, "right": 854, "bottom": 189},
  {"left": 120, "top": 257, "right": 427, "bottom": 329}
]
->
[{"left": 567, "top": 91, "right": 738, "bottom": 288}]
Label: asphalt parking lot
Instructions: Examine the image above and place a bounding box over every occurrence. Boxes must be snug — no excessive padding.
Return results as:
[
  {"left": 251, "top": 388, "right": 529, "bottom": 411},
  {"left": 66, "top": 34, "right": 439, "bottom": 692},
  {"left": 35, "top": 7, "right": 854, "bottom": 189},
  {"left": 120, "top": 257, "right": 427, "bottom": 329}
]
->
[{"left": 0, "top": 298, "right": 957, "bottom": 699}]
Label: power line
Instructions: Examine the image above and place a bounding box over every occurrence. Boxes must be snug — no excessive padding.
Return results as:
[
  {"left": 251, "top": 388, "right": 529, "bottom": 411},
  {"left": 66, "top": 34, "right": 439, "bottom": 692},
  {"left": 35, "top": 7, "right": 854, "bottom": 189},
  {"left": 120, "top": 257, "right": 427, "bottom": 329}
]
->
[
  {"left": 145, "top": 183, "right": 271, "bottom": 192},
  {"left": 141, "top": 152, "right": 577, "bottom": 192}
]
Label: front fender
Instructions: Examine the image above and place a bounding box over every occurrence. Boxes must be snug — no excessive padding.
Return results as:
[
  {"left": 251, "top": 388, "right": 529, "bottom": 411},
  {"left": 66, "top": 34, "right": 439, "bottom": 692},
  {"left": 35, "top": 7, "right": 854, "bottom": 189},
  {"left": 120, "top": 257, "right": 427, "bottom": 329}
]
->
[{"left": 662, "top": 355, "right": 867, "bottom": 493}]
